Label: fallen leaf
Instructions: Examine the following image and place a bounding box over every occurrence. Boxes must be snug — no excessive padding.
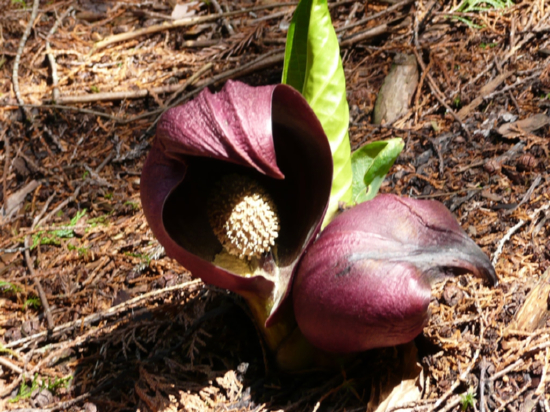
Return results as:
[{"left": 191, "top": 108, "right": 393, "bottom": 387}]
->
[
  {"left": 2, "top": 179, "right": 39, "bottom": 218},
  {"left": 171, "top": 2, "right": 197, "bottom": 20}
]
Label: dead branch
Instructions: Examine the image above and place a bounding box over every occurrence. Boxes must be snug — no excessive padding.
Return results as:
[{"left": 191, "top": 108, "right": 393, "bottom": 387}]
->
[
  {"left": 143, "top": 49, "right": 285, "bottom": 135},
  {"left": 412, "top": 18, "right": 472, "bottom": 140},
  {"left": 492, "top": 220, "right": 525, "bottom": 267},
  {"left": 56, "top": 74, "right": 208, "bottom": 104},
  {"left": 0, "top": 356, "right": 23, "bottom": 374}
]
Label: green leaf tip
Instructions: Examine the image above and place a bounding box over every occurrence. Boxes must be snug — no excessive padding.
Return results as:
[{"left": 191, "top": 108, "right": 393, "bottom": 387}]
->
[
  {"left": 351, "top": 138, "right": 404, "bottom": 204},
  {"left": 282, "top": 0, "right": 353, "bottom": 227}
]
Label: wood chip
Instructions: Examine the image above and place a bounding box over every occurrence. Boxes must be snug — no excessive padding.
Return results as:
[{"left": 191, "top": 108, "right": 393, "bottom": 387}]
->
[
  {"left": 497, "top": 113, "right": 550, "bottom": 138},
  {"left": 506, "top": 268, "right": 550, "bottom": 333}
]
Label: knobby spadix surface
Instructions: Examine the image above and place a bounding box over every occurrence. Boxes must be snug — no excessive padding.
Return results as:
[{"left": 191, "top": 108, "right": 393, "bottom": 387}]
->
[
  {"left": 140, "top": 81, "right": 333, "bottom": 334},
  {"left": 293, "top": 194, "right": 497, "bottom": 353}
]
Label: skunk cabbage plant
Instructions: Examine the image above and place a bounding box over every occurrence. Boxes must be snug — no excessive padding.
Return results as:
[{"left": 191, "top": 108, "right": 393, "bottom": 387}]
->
[
  {"left": 293, "top": 194, "right": 497, "bottom": 353},
  {"left": 141, "top": 80, "right": 333, "bottom": 352},
  {"left": 141, "top": 80, "right": 496, "bottom": 366},
  {"left": 141, "top": 0, "right": 497, "bottom": 369}
]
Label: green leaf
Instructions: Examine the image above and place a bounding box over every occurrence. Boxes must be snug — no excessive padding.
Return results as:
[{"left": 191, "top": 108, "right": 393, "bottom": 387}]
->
[
  {"left": 351, "top": 138, "right": 404, "bottom": 204},
  {"left": 282, "top": 0, "right": 353, "bottom": 226},
  {"left": 70, "top": 209, "right": 87, "bottom": 226}
]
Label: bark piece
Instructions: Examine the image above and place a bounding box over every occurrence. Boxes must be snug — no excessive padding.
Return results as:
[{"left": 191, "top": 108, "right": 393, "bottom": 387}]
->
[
  {"left": 373, "top": 54, "right": 419, "bottom": 125},
  {"left": 497, "top": 113, "right": 550, "bottom": 138}
]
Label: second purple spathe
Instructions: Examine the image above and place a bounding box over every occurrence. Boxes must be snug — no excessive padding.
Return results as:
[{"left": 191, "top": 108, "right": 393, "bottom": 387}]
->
[{"left": 293, "top": 194, "right": 497, "bottom": 354}]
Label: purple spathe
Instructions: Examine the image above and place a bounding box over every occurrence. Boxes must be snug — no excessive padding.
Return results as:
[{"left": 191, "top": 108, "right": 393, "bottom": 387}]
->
[
  {"left": 293, "top": 194, "right": 496, "bottom": 353},
  {"left": 140, "top": 80, "right": 333, "bottom": 324}
]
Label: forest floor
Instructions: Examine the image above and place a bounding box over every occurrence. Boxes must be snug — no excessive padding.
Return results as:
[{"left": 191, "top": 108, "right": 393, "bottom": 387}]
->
[{"left": 1, "top": 0, "right": 550, "bottom": 411}]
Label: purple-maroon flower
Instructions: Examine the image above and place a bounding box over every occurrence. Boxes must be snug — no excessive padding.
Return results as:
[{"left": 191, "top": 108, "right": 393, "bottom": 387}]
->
[
  {"left": 140, "top": 80, "right": 333, "bottom": 333},
  {"left": 292, "top": 194, "right": 497, "bottom": 353}
]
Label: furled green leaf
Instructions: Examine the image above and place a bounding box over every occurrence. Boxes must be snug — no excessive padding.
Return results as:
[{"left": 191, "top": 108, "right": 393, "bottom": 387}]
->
[
  {"left": 282, "top": 0, "right": 352, "bottom": 226},
  {"left": 351, "top": 138, "right": 404, "bottom": 204}
]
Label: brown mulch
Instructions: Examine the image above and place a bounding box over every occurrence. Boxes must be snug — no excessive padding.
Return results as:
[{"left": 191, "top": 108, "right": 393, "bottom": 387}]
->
[{"left": 1, "top": 0, "right": 550, "bottom": 411}]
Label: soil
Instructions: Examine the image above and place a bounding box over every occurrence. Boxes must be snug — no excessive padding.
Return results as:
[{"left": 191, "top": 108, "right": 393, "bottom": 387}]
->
[{"left": 1, "top": 0, "right": 550, "bottom": 411}]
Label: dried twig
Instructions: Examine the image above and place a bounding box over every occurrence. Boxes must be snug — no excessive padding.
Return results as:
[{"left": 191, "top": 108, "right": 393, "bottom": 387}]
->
[
  {"left": 493, "top": 203, "right": 550, "bottom": 266},
  {"left": 456, "top": 71, "right": 513, "bottom": 120},
  {"left": 336, "top": 0, "right": 414, "bottom": 35},
  {"left": 92, "top": 3, "right": 298, "bottom": 51},
  {"left": 5, "top": 279, "right": 202, "bottom": 350},
  {"left": 90, "top": 0, "right": 358, "bottom": 52},
  {"left": 2, "top": 129, "right": 9, "bottom": 213},
  {"left": 488, "top": 358, "right": 524, "bottom": 382},
  {"left": 0, "top": 356, "right": 23, "bottom": 374},
  {"left": 35, "top": 152, "right": 113, "bottom": 227},
  {"left": 56, "top": 18, "right": 397, "bottom": 107},
  {"left": 56, "top": 76, "right": 208, "bottom": 104},
  {"left": 35, "top": 185, "right": 82, "bottom": 230},
  {"left": 36, "top": 50, "right": 281, "bottom": 124},
  {"left": 210, "top": 0, "right": 235, "bottom": 36},
  {"left": 143, "top": 49, "right": 285, "bottom": 135},
  {"left": 429, "top": 328, "right": 484, "bottom": 411},
  {"left": 535, "top": 347, "right": 549, "bottom": 395},
  {"left": 504, "top": 174, "right": 542, "bottom": 215},
  {"left": 12, "top": 0, "right": 40, "bottom": 114},
  {"left": 412, "top": 38, "right": 472, "bottom": 140},
  {"left": 45, "top": 6, "right": 73, "bottom": 102},
  {"left": 21, "top": 104, "right": 124, "bottom": 122},
  {"left": 479, "top": 357, "right": 488, "bottom": 412},
  {"left": 484, "top": 69, "right": 544, "bottom": 100},
  {"left": 437, "top": 395, "right": 463, "bottom": 412},
  {"left": 164, "top": 62, "right": 213, "bottom": 107},
  {"left": 24, "top": 236, "right": 54, "bottom": 330},
  {"left": 493, "top": 379, "right": 531, "bottom": 412},
  {"left": 339, "top": 22, "right": 392, "bottom": 47},
  {"left": 492, "top": 220, "right": 525, "bottom": 267}
]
